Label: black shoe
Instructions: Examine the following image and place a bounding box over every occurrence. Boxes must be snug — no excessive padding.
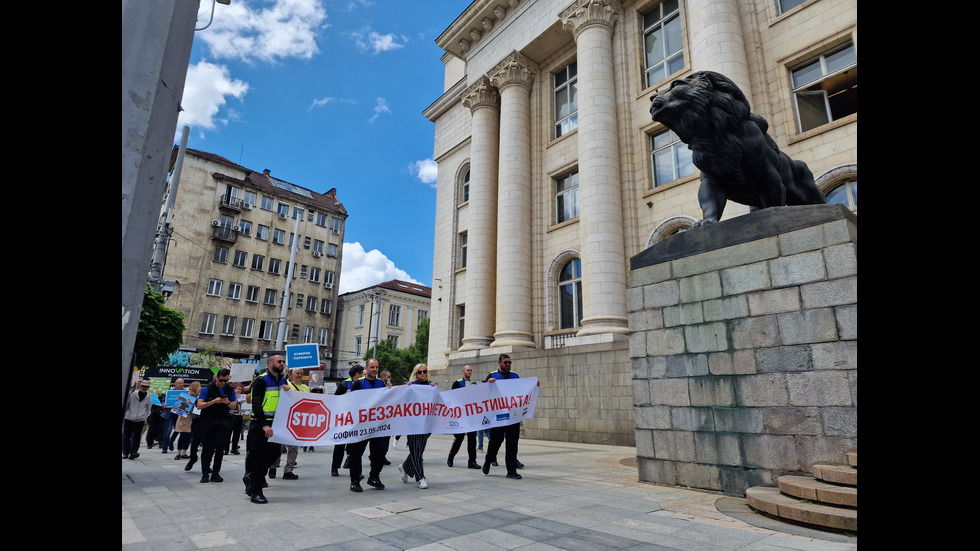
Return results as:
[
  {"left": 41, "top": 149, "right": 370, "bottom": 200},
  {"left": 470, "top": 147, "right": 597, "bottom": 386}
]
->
[
  {"left": 175, "top": 453, "right": 182, "bottom": 460},
  {"left": 162, "top": 448, "right": 168, "bottom": 454},
  {"left": 230, "top": 449, "right": 240, "bottom": 455},
  {"left": 447, "top": 455, "right": 454, "bottom": 467},
  {"left": 268, "top": 468, "right": 276, "bottom": 479},
  {"left": 492, "top": 461, "right": 499, "bottom": 466},
  {"left": 515, "top": 461, "right": 525, "bottom": 469},
  {"left": 331, "top": 469, "right": 339, "bottom": 477},
  {"left": 342, "top": 459, "right": 350, "bottom": 469},
  {"left": 383, "top": 459, "right": 391, "bottom": 465},
  {"left": 200, "top": 474, "right": 210, "bottom": 483},
  {"left": 467, "top": 461, "right": 481, "bottom": 469},
  {"left": 184, "top": 456, "right": 197, "bottom": 471},
  {"left": 210, "top": 472, "right": 224, "bottom": 483},
  {"left": 482, "top": 461, "right": 490, "bottom": 475},
  {"left": 366, "top": 476, "right": 385, "bottom": 490},
  {"left": 506, "top": 472, "right": 523, "bottom": 479},
  {"left": 243, "top": 474, "right": 253, "bottom": 496},
  {"left": 181, "top": 454, "right": 190, "bottom": 459},
  {"left": 350, "top": 481, "right": 362, "bottom": 493},
  {"left": 283, "top": 472, "right": 299, "bottom": 480},
  {"left": 250, "top": 491, "right": 268, "bottom": 504},
  {"left": 129, "top": 453, "right": 140, "bottom": 460},
  {"left": 309, "top": 447, "right": 315, "bottom": 452},
  {"left": 123, "top": 452, "right": 130, "bottom": 459}
]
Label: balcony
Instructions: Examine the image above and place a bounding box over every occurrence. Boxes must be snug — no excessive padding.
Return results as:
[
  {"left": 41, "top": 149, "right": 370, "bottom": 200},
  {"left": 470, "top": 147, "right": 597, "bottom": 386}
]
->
[
  {"left": 211, "top": 225, "right": 238, "bottom": 243},
  {"left": 219, "top": 195, "right": 245, "bottom": 212}
]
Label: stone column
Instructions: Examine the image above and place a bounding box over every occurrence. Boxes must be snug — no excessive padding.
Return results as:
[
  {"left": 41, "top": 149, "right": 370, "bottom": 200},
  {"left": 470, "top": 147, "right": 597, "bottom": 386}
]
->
[
  {"left": 489, "top": 52, "right": 536, "bottom": 348},
  {"left": 684, "top": 0, "right": 750, "bottom": 101},
  {"left": 459, "top": 77, "right": 500, "bottom": 350},
  {"left": 560, "top": 0, "right": 629, "bottom": 337}
]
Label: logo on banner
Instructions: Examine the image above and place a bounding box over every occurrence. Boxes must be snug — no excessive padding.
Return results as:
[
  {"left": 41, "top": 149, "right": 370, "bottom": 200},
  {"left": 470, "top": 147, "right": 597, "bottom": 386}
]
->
[{"left": 287, "top": 399, "right": 332, "bottom": 441}]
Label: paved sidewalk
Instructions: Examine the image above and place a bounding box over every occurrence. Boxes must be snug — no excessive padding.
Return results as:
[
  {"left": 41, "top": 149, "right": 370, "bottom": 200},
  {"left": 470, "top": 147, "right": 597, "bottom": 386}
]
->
[{"left": 123, "top": 435, "right": 857, "bottom": 550}]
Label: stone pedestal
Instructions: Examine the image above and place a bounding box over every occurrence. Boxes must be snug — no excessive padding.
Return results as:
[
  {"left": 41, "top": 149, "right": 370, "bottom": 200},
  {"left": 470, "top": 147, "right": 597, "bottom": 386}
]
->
[{"left": 627, "top": 205, "right": 857, "bottom": 494}]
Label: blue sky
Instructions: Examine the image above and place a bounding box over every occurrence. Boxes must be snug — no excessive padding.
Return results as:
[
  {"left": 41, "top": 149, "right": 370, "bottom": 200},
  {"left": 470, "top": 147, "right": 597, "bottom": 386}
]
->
[{"left": 177, "top": 0, "right": 471, "bottom": 294}]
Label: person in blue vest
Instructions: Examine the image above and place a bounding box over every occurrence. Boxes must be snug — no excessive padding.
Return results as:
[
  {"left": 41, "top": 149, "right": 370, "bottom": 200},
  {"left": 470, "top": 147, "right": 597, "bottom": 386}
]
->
[
  {"left": 331, "top": 364, "right": 364, "bottom": 477},
  {"left": 447, "top": 365, "right": 480, "bottom": 469},
  {"left": 195, "top": 368, "right": 238, "bottom": 483},
  {"left": 346, "top": 358, "right": 390, "bottom": 492},
  {"left": 242, "top": 354, "right": 289, "bottom": 504},
  {"left": 482, "top": 354, "right": 538, "bottom": 479},
  {"left": 398, "top": 364, "right": 438, "bottom": 489}
]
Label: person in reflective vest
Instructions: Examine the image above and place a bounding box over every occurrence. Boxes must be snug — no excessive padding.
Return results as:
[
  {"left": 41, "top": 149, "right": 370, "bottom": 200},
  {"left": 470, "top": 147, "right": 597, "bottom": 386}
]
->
[
  {"left": 347, "top": 359, "right": 390, "bottom": 492},
  {"left": 331, "top": 364, "right": 364, "bottom": 476},
  {"left": 243, "top": 354, "right": 289, "bottom": 504},
  {"left": 482, "top": 354, "right": 539, "bottom": 479},
  {"left": 447, "top": 365, "right": 480, "bottom": 470}
]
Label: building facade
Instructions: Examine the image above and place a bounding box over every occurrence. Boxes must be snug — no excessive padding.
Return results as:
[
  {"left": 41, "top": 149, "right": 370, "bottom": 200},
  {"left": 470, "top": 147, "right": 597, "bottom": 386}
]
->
[
  {"left": 157, "top": 148, "right": 348, "bottom": 366},
  {"left": 334, "top": 280, "right": 432, "bottom": 378},
  {"left": 423, "top": 0, "right": 856, "bottom": 444}
]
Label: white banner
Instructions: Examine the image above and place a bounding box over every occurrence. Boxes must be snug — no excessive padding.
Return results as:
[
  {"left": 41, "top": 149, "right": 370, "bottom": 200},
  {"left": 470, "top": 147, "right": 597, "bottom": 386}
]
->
[{"left": 270, "top": 378, "right": 538, "bottom": 446}]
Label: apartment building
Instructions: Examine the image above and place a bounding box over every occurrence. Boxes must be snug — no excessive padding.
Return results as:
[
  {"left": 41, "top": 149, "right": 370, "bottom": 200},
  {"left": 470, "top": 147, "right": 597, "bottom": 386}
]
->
[
  {"left": 422, "top": 0, "right": 856, "bottom": 444},
  {"left": 157, "top": 148, "right": 348, "bottom": 365}
]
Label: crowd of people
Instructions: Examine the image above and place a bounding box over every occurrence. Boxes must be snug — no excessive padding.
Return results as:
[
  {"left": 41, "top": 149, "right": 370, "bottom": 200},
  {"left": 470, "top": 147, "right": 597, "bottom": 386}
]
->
[{"left": 122, "top": 353, "right": 539, "bottom": 504}]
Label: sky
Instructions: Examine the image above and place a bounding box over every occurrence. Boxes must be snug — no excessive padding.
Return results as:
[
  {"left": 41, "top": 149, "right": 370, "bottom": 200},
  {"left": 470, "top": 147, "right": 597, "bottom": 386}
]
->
[{"left": 176, "top": 0, "right": 472, "bottom": 295}]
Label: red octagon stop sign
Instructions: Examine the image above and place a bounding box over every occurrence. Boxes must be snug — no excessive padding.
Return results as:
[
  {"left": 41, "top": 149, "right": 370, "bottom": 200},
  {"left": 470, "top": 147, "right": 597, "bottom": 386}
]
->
[{"left": 286, "top": 398, "right": 331, "bottom": 441}]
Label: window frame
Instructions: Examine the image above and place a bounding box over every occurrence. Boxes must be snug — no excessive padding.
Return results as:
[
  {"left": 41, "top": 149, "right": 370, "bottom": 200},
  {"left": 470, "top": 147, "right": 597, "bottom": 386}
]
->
[
  {"left": 790, "top": 41, "right": 857, "bottom": 133},
  {"left": 200, "top": 313, "right": 217, "bottom": 335},
  {"left": 206, "top": 279, "right": 223, "bottom": 297},
  {"left": 557, "top": 258, "right": 584, "bottom": 330},
  {"left": 555, "top": 171, "right": 580, "bottom": 224},
  {"left": 553, "top": 61, "right": 578, "bottom": 139},
  {"left": 642, "top": 0, "right": 685, "bottom": 88},
  {"left": 650, "top": 128, "right": 694, "bottom": 188}
]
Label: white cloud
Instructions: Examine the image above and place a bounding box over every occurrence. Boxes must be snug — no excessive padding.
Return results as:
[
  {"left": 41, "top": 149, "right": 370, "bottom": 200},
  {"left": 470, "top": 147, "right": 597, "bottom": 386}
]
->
[
  {"left": 309, "top": 96, "right": 356, "bottom": 112},
  {"left": 197, "top": 0, "right": 327, "bottom": 63},
  {"left": 339, "top": 242, "right": 420, "bottom": 294},
  {"left": 410, "top": 159, "right": 438, "bottom": 186},
  {"left": 367, "top": 97, "right": 391, "bottom": 123},
  {"left": 176, "top": 61, "right": 249, "bottom": 137},
  {"left": 350, "top": 27, "right": 407, "bottom": 54}
]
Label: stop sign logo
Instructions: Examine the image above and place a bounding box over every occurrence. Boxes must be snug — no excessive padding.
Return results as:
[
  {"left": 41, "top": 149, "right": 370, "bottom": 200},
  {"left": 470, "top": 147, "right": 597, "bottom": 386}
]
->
[{"left": 287, "top": 398, "right": 331, "bottom": 441}]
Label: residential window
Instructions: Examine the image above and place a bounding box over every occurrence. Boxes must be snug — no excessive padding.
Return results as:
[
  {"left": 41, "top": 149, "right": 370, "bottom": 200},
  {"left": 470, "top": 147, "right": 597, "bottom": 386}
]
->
[
  {"left": 357, "top": 304, "right": 365, "bottom": 326},
  {"left": 228, "top": 282, "right": 242, "bottom": 300},
  {"left": 256, "top": 225, "right": 269, "bottom": 240},
  {"left": 554, "top": 61, "right": 578, "bottom": 138},
  {"left": 221, "top": 315, "right": 237, "bottom": 335},
  {"left": 277, "top": 202, "right": 289, "bottom": 216},
  {"left": 293, "top": 207, "right": 304, "bottom": 220},
  {"left": 329, "top": 217, "right": 341, "bottom": 234},
  {"left": 310, "top": 267, "right": 321, "bottom": 283},
  {"left": 251, "top": 255, "right": 265, "bottom": 271},
  {"left": 826, "top": 180, "right": 858, "bottom": 213},
  {"left": 316, "top": 212, "right": 328, "bottom": 227},
  {"left": 318, "top": 328, "right": 329, "bottom": 345},
  {"left": 355, "top": 336, "right": 362, "bottom": 356},
  {"left": 303, "top": 326, "right": 315, "bottom": 343},
  {"left": 240, "top": 318, "right": 254, "bottom": 338},
  {"left": 325, "top": 271, "right": 335, "bottom": 288},
  {"left": 791, "top": 42, "right": 857, "bottom": 133},
  {"left": 219, "top": 214, "right": 235, "bottom": 228},
  {"left": 260, "top": 196, "right": 274, "bottom": 210},
  {"left": 650, "top": 129, "right": 694, "bottom": 187},
  {"left": 643, "top": 0, "right": 684, "bottom": 88},
  {"left": 389, "top": 335, "right": 399, "bottom": 348},
  {"left": 264, "top": 289, "right": 277, "bottom": 305},
  {"left": 388, "top": 305, "right": 401, "bottom": 326},
  {"left": 558, "top": 258, "right": 583, "bottom": 329},
  {"left": 207, "top": 279, "right": 222, "bottom": 296},
  {"left": 258, "top": 320, "right": 274, "bottom": 340},
  {"left": 246, "top": 285, "right": 260, "bottom": 303},
  {"left": 238, "top": 220, "right": 252, "bottom": 237},
  {"left": 458, "top": 232, "right": 468, "bottom": 268},
  {"left": 556, "top": 172, "right": 579, "bottom": 223},
  {"left": 243, "top": 190, "right": 257, "bottom": 208},
  {"left": 200, "top": 313, "right": 217, "bottom": 334},
  {"left": 327, "top": 243, "right": 338, "bottom": 257},
  {"left": 233, "top": 251, "right": 248, "bottom": 267},
  {"left": 269, "top": 258, "right": 282, "bottom": 275},
  {"left": 313, "top": 240, "right": 325, "bottom": 255},
  {"left": 321, "top": 299, "right": 332, "bottom": 315},
  {"left": 306, "top": 296, "right": 318, "bottom": 311},
  {"left": 456, "top": 305, "right": 465, "bottom": 349},
  {"left": 417, "top": 310, "right": 429, "bottom": 326},
  {"left": 272, "top": 228, "right": 285, "bottom": 245},
  {"left": 460, "top": 169, "right": 470, "bottom": 204},
  {"left": 213, "top": 246, "right": 228, "bottom": 263}
]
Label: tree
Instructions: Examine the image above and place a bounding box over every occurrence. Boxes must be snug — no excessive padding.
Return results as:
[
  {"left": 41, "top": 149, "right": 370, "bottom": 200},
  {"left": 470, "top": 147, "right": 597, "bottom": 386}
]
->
[
  {"left": 133, "top": 285, "right": 185, "bottom": 368},
  {"left": 363, "top": 318, "right": 431, "bottom": 385}
]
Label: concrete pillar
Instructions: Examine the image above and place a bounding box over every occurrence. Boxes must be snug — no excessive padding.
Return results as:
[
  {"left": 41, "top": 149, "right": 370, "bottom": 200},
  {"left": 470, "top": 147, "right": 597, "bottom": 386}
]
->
[
  {"left": 459, "top": 77, "right": 500, "bottom": 350},
  {"left": 560, "top": 0, "right": 629, "bottom": 337},
  {"left": 684, "top": 0, "right": 750, "bottom": 96},
  {"left": 489, "top": 52, "right": 536, "bottom": 348}
]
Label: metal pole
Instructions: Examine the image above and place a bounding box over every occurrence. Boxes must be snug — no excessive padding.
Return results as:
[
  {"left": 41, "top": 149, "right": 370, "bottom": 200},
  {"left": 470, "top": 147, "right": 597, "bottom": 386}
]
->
[
  {"left": 149, "top": 125, "right": 189, "bottom": 291},
  {"left": 275, "top": 212, "right": 303, "bottom": 349}
]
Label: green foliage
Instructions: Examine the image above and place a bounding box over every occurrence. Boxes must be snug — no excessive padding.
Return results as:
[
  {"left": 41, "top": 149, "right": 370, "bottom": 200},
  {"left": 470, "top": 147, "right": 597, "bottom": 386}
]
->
[
  {"left": 133, "top": 286, "right": 185, "bottom": 368},
  {"left": 363, "top": 317, "right": 430, "bottom": 385}
]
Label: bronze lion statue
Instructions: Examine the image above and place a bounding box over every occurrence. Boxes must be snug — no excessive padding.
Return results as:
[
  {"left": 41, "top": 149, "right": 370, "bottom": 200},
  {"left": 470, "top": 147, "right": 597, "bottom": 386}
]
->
[{"left": 649, "top": 71, "right": 825, "bottom": 226}]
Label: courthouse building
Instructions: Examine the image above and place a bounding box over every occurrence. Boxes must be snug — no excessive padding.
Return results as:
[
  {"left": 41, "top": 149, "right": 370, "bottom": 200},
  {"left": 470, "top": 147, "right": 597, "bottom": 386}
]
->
[
  {"left": 156, "top": 148, "right": 348, "bottom": 365},
  {"left": 423, "top": 0, "right": 856, "bottom": 444}
]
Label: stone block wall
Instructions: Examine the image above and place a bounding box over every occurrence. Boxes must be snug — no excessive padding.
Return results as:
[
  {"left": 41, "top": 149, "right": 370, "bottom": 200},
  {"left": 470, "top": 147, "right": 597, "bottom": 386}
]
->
[{"left": 627, "top": 205, "right": 857, "bottom": 494}]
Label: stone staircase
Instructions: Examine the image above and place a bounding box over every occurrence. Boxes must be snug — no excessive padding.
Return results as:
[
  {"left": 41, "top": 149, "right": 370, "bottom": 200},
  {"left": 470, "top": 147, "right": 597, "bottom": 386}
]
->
[{"left": 745, "top": 452, "right": 857, "bottom": 533}]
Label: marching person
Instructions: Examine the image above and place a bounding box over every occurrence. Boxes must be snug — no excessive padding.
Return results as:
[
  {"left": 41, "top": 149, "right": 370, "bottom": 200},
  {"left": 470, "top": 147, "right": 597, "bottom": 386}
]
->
[
  {"left": 346, "top": 359, "right": 389, "bottom": 492},
  {"left": 483, "top": 354, "right": 538, "bottom": 480},
  {"left": 277, "top": 368, "right": 309, "bottom": 480},
  {"left": 398, "top": 364, "right": 438, "bottom": 488},
  {"left": 243, "top": 354, "right": 289, "bottom": 504},
  {"left": 196, "top": 368, "right": 238, "bottom": 483},
  {"left": 122, "top": 379, "right": 154, "bottom": 460},
  {"left": 447, "top": 365, "right": 480, "bottom": 470},
  {"left": 331, "top": 364, "right": 364, "bottom": 477}
]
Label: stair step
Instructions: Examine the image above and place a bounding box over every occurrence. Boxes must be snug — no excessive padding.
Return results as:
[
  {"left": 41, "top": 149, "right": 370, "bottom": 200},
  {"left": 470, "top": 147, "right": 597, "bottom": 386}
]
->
[
  {"left": 778, "top": 475, "right": 857, "bottom": 507},
  {"left": 812, "top": 463, "right": 857, "bottom": 486},
  {"left": 746, "top": 486, "right": 857, "bottom": 532}
]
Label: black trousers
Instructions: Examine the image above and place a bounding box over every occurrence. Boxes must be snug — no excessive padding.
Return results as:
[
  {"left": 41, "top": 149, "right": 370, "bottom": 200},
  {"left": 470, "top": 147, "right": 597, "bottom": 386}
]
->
[
  {"left": 245, "top": 422, "right": 281, "bottom": 490},
  {"left": 347, "top": 436, "right": 390, "bottom": 481},
  {"left": 331, "top": 443, "right": 347, "bottom": 469},
  {"left": 402, "top": 433, "right": 431, "bottom": 481},
  {"left": 122, "top": 419, "right": 145, "bottom": 455},
  {"left": 200, "top": 419, "right": 232, "bottom": 474},
  {"left": 485, "top": 423, "right": 521, "bottom": 474},
  {"left": 449, "top": 431, "right": 477, "bottom": 463}
]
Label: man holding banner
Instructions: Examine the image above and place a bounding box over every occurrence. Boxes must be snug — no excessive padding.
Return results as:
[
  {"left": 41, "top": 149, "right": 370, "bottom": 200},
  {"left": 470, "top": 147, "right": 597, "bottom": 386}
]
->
[
  {"left": 346, "top": 358, "right": 390, "bottom": 492},
  {"left": 482, "top": 354, "right": 538, "bottom": 480}
]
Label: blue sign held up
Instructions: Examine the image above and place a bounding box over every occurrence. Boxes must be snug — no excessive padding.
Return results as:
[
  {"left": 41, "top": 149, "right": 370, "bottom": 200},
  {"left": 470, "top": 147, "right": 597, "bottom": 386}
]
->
[{"left": 286, "top": 343, "right": 320, "bottom": 369}]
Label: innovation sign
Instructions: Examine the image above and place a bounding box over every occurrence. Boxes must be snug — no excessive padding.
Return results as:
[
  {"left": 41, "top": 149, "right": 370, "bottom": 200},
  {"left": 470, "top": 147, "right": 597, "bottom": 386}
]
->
[{"left": 285, "top": 343, "right": 319, "bottom": 369}]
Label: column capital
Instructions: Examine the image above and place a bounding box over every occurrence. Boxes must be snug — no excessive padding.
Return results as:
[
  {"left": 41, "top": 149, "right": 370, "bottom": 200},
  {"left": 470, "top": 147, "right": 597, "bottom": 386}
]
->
[
  {"left": 488, "top": 51, "right": 535, "bottom": 91},
  {"left": 559, "top": 0, "right": 620, "bottom": 37},
  {"left": 462, "top": 76, "right": 500, "bottom": 113}
]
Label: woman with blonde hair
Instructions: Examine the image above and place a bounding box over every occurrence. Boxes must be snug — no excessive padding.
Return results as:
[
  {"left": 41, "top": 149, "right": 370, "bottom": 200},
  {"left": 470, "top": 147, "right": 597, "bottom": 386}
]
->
[
  {"left": 397, "top": 364, "right": 437, "bottom": 489},
  {"left": 173, "top": 381, "right": 201, "bottom": 460}
]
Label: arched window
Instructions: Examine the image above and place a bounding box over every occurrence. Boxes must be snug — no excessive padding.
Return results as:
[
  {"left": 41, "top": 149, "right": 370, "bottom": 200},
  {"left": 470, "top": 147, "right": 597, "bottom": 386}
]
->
[
  {"left": 460, "top": 168, "right": 470, "bottom": 204},
  {"left": 558, "top": 258, "right": 583, "bottom": 329},
  {"left": 825, "top": 180, "right": 857, "bottom": 213},
  {"left": 815, "top": 163, "right": 857, "bottom": 215}
]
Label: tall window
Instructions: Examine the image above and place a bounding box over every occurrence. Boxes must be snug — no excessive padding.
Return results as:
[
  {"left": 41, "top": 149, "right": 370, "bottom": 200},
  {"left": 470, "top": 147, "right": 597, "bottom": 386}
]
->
[
  {"left": 357, "top": 304, "right": 365, "bottom": 326},
  {"left": 228, "top": 282, "right": 242, "bottom": 300},
  {"left": 243, "top": 190, "right": 257, "bottom": 208},
  {"left": 246, "top": 285, "right": 260, "bottom": 303},
  {"left": 256, "top": 225, "right": 269, "bottom": 241},
  {"left": 303, "top": 326, "right": 315, "bottom": 343},
  {"left": 268, "top": 258, "right": 282, "bottom": 275},
  {"left": 313, "top": 240, "right": 324, "bottom": 254},
  {"left": 258, "top": 320, "right": 274, "bottom": 340},
  {"left": 200, "top": 313, "right": 217, "bottom": 334},
  {"left": 260, "top": 196, "right": 274, "bottom": 210},
  {"left": 329, "top": 217, "right": 341, "bottom": 234},
  {"left": 264, "top": 289, "right": 277, "bottom": 305},
  {"left": 310, "top": 267, "right": 321, "bottom": 283},
  {"left": 554, "top": 61, "right": 578, "bottom": 138},
  {"left": 213, "top": 246, "right": 228, "bottom": 263},
  {"left": 650, "top": 129, "right": 694, "bottom": 187},
  {"left": 238, "top": 220, "right": 252, "bottom": 237},
  {"left": 458, "top": 232, "right": 468, "bottom": 268},
  {"left": 306, "top": 296, "right": 318, "bottom": 311},
  {"left": 251, "top": 255, "right": 265, "bottom": 271},
  {"left": 791, "top": 42, "right": 857, "bottom": 133},
  {"left": 233, "top": 250, "right": 247, "bottom": 267},
  {"left": 318, "top": 328, "right": 329, "bottom": 345},
  {"left": 460, "top": 169, "right": 470, "bottom": 204},
  {"left": 221, "top": 315, "right": 237, "bottom": 335},
  {"left": 325, "top": 271, "right": 335, "bottom": 288},
  {"left": 207, "top": 279, "right": 223, "bottom": 296},
  {"left": 272, "top": 229, "right": 285, "bottom": 245},
  {"left": 417, "top": 310, "right": 429, "bottom": 325},
  {"left": 321, "top": 299, "right": 332, "bottom": 315},
  {"left": 643, "top": 0, "right": 684, "bottom": 87},
  {"left": 355, "top": 336, "right": 362, "bottom": 356},
  {"left": 327, "top": 243, "right": 338, "bottom": 257},
  {"left": 388, "top": 305, "right": 402, "bottom": 326},
  {"left": 240, "top": 318, "right": 254, "bottom": 338},
  {"left": 558, "top": 259, "right": 583, "bottom": 329},
  {"left": 556, "top": 172, "right": 579, "bottom": 223},
  {"left": 456, "top": 305, "right": 465, "bottom": 349}
]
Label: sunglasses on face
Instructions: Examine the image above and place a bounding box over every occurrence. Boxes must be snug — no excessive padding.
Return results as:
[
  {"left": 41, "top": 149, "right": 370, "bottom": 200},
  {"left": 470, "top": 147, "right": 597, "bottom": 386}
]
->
[{"left": 417, "top": 370, "right": 427, "bottom": 374}]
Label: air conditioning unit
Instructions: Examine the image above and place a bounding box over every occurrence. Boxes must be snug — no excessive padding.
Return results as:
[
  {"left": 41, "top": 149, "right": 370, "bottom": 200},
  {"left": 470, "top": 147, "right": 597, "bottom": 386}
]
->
[
  {"left": 278, "top": 213, "right": 287, "bottom": 220},
  {"left": 325, "top": 282, "right": 333, "bottom": 290},
  {"left": 211, "top": 220, "right": 220, "bottom": 227},
  {"left": 233, "top": 226, "right": 241, "bottom": 232},
  {"left": 243, "top": 203, "right": 253, "bottom": 210},
  {"left": 330, "top": 228, "right": 339, "bottom": 234},
  {"left": 312, "top": 251, "right": 322, "bottom": 257}
]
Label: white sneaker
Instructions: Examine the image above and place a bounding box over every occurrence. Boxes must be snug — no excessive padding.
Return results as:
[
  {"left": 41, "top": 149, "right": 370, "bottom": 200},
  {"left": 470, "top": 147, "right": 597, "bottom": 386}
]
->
[
  {"left": 398, "top": 464, "right": 409, "bottom": 483},
  {"left": 417, "top": 478, "right": 428, "bottom": 489},
  {"left": 392, "top": 440, "right": 398, "bottom": 449}
]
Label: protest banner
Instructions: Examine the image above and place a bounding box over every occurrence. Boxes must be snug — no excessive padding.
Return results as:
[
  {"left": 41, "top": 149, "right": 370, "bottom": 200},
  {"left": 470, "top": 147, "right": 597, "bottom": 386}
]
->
[{"left": 270, "top": 378, "right": 538, "bottom": 446}]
